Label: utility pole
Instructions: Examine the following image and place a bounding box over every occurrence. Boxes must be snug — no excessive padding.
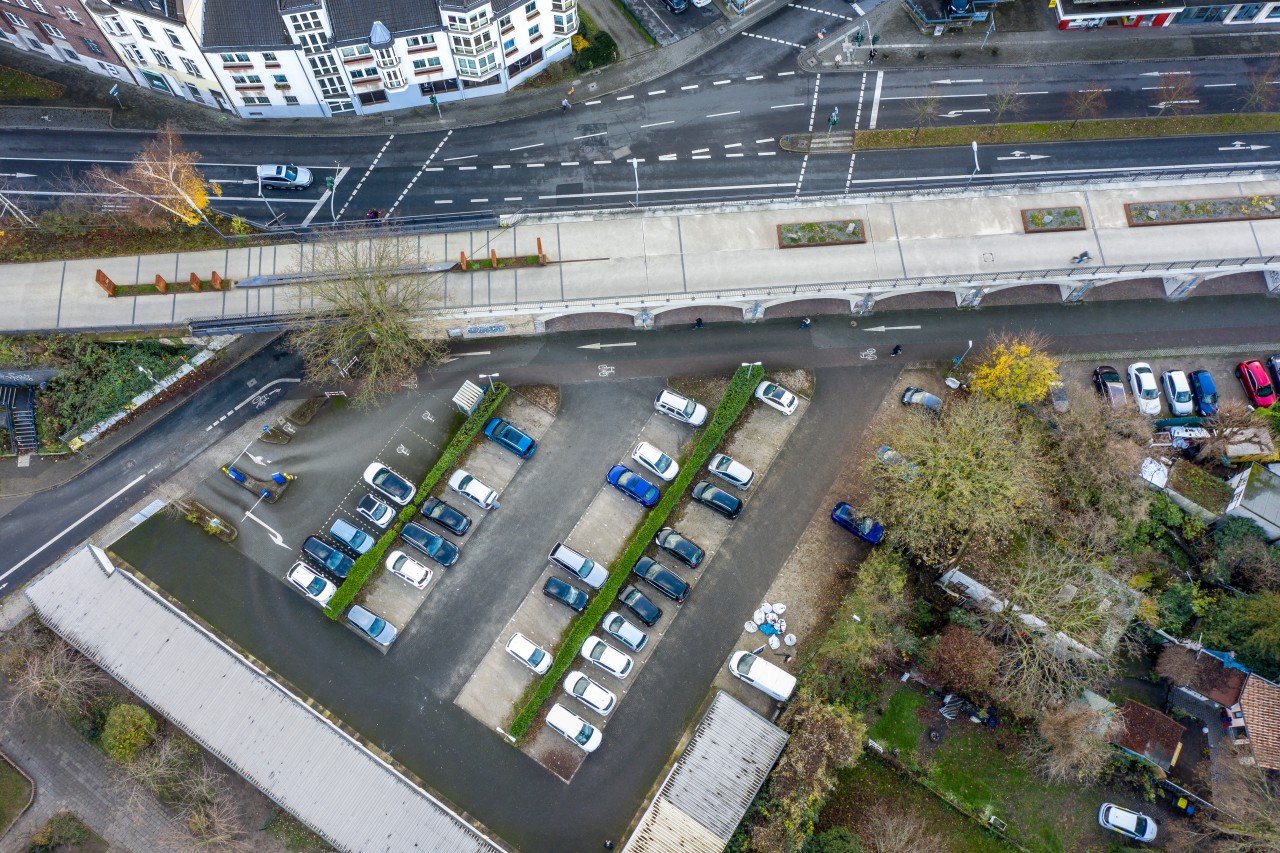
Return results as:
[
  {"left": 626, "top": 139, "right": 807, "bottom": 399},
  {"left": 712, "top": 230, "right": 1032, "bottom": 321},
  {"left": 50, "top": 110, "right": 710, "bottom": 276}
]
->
[{"left": 965, "top": 140, "right": 980, "bottom": 188}]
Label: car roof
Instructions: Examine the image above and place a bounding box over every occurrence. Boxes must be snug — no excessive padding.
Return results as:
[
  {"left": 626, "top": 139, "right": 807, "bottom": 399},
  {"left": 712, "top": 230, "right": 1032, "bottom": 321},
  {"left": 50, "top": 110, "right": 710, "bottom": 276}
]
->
[{"left": 1106, "top": 806, "right": 1139, "bottom": 832}]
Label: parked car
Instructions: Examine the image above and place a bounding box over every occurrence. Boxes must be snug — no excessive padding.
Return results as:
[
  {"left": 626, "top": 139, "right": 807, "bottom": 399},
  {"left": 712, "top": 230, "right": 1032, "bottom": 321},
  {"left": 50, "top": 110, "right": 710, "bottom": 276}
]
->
[
  {"left": 356, "top": 494, "right": 394, "bottom": 529},
  {"left": 707, "top": 453, "right": 755, "bottom": 490},
  {"left": 618, "top": 584, "right": 662, "bottom": 626},
  {"left": 661, "top": 0, "right": 689, "bottom": 12},
  {"left": 1269, "top": 354, "right": 1280, "bottom": 390},
  {"left": 728, "top": 650, "right": 796, "bottom": 701},
  {"left": 400, "top": 522, "right": 459, "bottom": 567},
  {"left": 653, "top": 528, "right": 704, "bottom": 569},
  {"left": 346, "top": 605, "right": 397, "bottom": 648},
  {"left": 831, "top": 502, "right": 885, "bottom": 544},
  {"left": 549, "top": 542, "right": 608, "bottom": 589},
  {"left": 563, "top": 670, "right": 617, "bottom": 715},
  {"left": 1236, "top": 359, "right": 1277, "bottom": 408},
  {"left": 448, "top": 469, "right": 499, "bottom": 510},
  {"left": 580, "top": 635, "right": 633, "bottom": 678},
  {"left": 257, "top": 163, "right": 313, "bottom": 190},
  {"left": 901, "top": 386, "right": 943, "bottom": 413},
  {"left": 1161, "top": 370, "right": 1194, "bottom": 417},
  {"left": 546, "top": 703, "right": 602, "bottom": 752},
  {"left": 875, "top": 444, "right": 919, "bottom": 479},
  {"left": 632, "top": 441, "right": 679, "bottom": 482},
  {"left": 654, "top": 389, "right": 707, "bottom": 426},
  {"left": 544, "top": 576, "right": 589, "bottom": 612},
  {"left": 601, "top": 612, "right": 647, "bottom": 652},
  {"left": 1127, "top": 362, "right": 1161, "bottom": 416},
  {"left": 286, "top": 562, "right": 336, "bottom": 606},
  {"left": 1097, "top": 803, "right": 1157, "bottom": 842},
  {"left": 691, "top": 481, "right": 742, "bottom": 519},
  {"left": 362, "top": 462, "right": 415, "bottom": 506},
  {"left": 385, "top": 550, "right": 432, "bottom": 589},
  {"left": 419, "top": 496, "right": 471, "bottom": 536},
  {"left": 1188, "top": 369, "right": 1219, "bottom": 417},
  {"left": 483, "top": 417, "right": 537, "bottom": 459},
  {"left": 632, "top": 556, "right": 689, "bottom": 603},
  {"left": 606, "top": 465, "right": 660, "bottom": 507},
  {"left": 329, "top": 518, "right": 374, "bottom": 556},
  {"left": 1092, "top": 365, "right": 1127, "bottom": 409},
  {"left": 301, "top": 536, "right": 353, "bottom": 581},
  {"left": 506, "top": 633, "right": 551, "bottom": 674},
  {"left": 755, "top": 380, "right": 799, "bottom": 415}
]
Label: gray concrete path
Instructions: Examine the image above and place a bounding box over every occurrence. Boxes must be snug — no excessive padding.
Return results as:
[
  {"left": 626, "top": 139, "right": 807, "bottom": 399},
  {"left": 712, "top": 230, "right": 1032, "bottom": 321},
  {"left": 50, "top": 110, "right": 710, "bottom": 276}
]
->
[{"left": 580, "top": 0, "right": 655, "bottom": 60}]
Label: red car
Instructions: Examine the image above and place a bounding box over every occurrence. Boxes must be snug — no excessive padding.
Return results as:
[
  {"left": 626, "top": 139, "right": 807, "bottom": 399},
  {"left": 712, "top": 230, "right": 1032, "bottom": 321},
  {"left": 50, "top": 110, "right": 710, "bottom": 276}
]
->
[{"left": 1236, "top": 360, "right": 1277, "bottom": 408}]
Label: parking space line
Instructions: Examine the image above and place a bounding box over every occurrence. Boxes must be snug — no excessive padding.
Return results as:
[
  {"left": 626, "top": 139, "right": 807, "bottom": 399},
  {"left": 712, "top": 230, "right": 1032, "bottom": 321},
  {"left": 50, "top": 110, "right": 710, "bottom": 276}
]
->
[
  {"left": 746, "top": 75, "right": 763, "bottom": 81},
  {"left": 561, "top": 161, "right": 580, "bottom": 166},
  {"left": 459, "top": 166, "right": 476, "bottom": 171}
]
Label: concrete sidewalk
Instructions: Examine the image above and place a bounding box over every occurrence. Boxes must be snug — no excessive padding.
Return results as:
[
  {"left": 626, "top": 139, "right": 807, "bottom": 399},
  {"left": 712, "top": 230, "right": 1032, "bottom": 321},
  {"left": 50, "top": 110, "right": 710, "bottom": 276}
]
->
[{"left": 2, "top": 175, "right": 1278, "bottom": 336}]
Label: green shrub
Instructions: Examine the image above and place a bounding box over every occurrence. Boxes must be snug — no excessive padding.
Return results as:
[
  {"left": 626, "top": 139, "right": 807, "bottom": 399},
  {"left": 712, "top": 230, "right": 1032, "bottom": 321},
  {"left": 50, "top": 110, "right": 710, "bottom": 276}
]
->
[
  {"left": 323, "top": 385, "right": 508, "bottom": 619},
  {"left": 507, "top": 364, "right": 765, "bottom": 738},
  {"left": 101, "top": 703, "right": 157, "bottom": 764},
  {"left": 31, "top": 812, "right": 90, "bottom": 848},
  {"left": 802, "top": 826, "right": 864, "bottom": 853}
]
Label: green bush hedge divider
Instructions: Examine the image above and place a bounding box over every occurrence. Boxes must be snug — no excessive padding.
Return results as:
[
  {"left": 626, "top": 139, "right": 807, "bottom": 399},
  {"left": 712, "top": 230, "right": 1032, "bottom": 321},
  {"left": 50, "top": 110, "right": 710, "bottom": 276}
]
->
[
  {"left": 324, "top": 383, "right": 510, "bottom": 619},
  {"left": 507, "top": 364, "right": 764, "bottom": 738}
]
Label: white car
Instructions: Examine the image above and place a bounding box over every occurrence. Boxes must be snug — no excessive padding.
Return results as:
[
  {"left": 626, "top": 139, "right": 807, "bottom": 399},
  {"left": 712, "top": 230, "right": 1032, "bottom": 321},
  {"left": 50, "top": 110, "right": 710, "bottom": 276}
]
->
[
  {"left": 287, "top": 562, "right": 336, "bottom": 606},
  {"left": 563, "top": 670, "right": 617, "bottom": 715},
  {"left": 580, "top": 635, "right": 633, "bottom": 679},
  {"left": 728, "top": 650, "right": 796, "bottom": 701},
  {"left": 632, "top": 441, "right": 679, "bottom": 482},
  {"left": 448, "top": 469, "right": 498, "bottom": 510},
  {"left": 602, "top": 611, "right": 647, "bottom": 652},
  {"left": 1127, "top": 362, "right": 1162, "bottom": 416},
  {"left": 708, "top": 453, "right": 755, "bottom": 490},
  {"left": 546, "top": 703, "right": 602, "bottom": 753},
  {"left": 1097, "top": 803, "right": 1157, "bottom": 842},
  {"left": 1161, "top": 370, "right": 1193, "bottom": 416},
  {"left": 654, "top": 389, "right": 707, "bottom": 427},
  {"left": 385, "top": 550, "right": 432, "bottom": 589},
  {"left": 357, "top": 493, "right": 395, "bottom": 529},
  {"left": 506, "top": 633, "right": 551, "bottom": 674},
  {"left": 363, "top": 462, "right": 416, "bottom": 506},
  {"left": 755, "top": 381, "right": 798, "bottom": 415}
]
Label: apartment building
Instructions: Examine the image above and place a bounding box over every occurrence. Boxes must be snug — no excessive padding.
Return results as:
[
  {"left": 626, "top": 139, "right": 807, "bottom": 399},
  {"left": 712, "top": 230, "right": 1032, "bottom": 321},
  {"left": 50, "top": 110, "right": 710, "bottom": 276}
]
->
[{"left": 0, "top": 0, "right": 128, "bottom": 81}]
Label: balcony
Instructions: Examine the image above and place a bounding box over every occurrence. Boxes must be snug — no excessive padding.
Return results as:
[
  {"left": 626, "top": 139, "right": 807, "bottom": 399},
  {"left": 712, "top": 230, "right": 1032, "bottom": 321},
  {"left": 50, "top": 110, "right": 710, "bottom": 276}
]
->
[
  {"left": 383, "top": 75, "right": 407, "bottom": 90},
  {"left": 375, "top": 55, "right": 400, "bottom": 69},
  {"left": 456, "top": 62, "right": 496, "bottom": 80},
  {"left": 551, "top": 0, "right": 575, "bottom": 11},
  {"left": 447, "top": 17, "right": 490, "bottom": 33},
  {"left": 451, "top": 39, "right": 495, "bottom": 56}
]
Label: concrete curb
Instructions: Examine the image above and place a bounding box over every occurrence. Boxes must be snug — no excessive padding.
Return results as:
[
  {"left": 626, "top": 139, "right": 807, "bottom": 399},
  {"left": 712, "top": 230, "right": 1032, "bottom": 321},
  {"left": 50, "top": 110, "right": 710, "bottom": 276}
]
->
[{"left": 0, "top": 749, "right": 37, "bottom": 845}]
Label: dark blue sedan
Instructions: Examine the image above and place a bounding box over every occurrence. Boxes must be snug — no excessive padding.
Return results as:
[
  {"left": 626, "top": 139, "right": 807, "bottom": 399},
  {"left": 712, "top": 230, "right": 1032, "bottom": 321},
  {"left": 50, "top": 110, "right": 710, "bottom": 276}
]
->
[
  {"left": 400, "top": 522, "right": 459, "bottom": 567},
  {"left": 632, "top": 557, "right": 689, "bottom": 603},
  {"left": 301, "top": 536, "right": 353, "bottom": 581},
  {"left": 544, "top": 576, "right": 589, "bottom": 612},
  {"left": 484, "top": 418, "right": 537, "bottom": 459},
  {"left": 606, "top": 465, "right": 660, "bottom": 508},
  {"left": 1188, "top": 370, "right": 1218, "bottom": 417},
  {"left": 831, "top": 502, "right": 885, "bottom": 545}
]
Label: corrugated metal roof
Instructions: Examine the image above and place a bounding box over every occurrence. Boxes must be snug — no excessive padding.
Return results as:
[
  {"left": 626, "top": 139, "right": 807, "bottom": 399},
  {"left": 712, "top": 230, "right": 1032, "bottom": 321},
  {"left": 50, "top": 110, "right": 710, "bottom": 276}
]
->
[
  {"left": 624, "top": 691, "right": 788, "bottom": 853},
  {"left": 26, "top": 546, "right": 503, "bottom": 853}
]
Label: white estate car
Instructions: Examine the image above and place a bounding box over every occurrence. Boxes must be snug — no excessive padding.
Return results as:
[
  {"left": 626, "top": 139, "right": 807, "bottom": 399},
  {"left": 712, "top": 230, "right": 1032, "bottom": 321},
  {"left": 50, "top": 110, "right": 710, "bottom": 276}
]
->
[
  {"left": 287, "top": 562, "right": 336, "bottom": 606},
  {"left": 448, "top": 469, "right": 499, "bottom": 510},
  {"left": 755, "top": 381, "right": 799, "bottom": 415},
  {"left": 580, "top": 636, "right": 633, "bottom": 678},
  {"left": 654, "top": 389, "right": 707, "bottom": 426},
  {"left": 546, "top": 703, "right": 602, "bottom": 753},
  {"left": 1097, "top": 803, "right": 1157, "bottom": 842},
  {"left": 385, "top": 550, "right": 432, "bottom": 589},
  {"left": 632, "top": 441, "right": 679, "bottom": 482},
  {"left": 728, "top": 650, "right": 796, "bottom": 701},
  {"left": 1162, "top": 370, "right": 1194, "bottom": 417},
  {"left": 563, "top": 670, "right": 617, "bottom": 715}
]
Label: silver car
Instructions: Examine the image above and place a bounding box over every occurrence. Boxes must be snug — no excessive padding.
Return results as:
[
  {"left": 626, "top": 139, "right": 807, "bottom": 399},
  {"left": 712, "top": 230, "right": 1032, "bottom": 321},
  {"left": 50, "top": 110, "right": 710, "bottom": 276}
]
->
[
  {"left": 602, "top": 611, "right": 647, "bottom": 652},
  {"left": 330, "top": 518, "right": 374, "bottom": 555},
  {"left": 580, "top": 636, "right": 632, "bottom": 678},
  {"left": 346, "top": 605, "right": 397, "bottom": 648},
  {"left": 563, "top": 670, "right": 617, "bottom": 715},
  {"left": 708, "top": 453, "right": 755, "bottom": 490}
]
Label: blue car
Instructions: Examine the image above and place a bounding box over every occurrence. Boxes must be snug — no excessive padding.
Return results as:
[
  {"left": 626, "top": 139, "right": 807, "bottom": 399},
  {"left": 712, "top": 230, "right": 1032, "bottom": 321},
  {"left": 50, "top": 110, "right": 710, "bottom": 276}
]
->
[
  {"left": 606, "top": 465, "right": 660, "bottom": 508},
  {"left": 831, "top": 502, "right": 885, "bottom": 545},
  {"left": 484, "top": 417, "right": 537, "bottom": 459},
  {"left": 301, "top": 536, "right": 354, "bottom": 581},
  {"left": 544, "top": 576, "right": 589, "bottom": 612},
  {"left": 400, "top": 522, "right": 459, "bottom": 567},
  {"left": 1188, "top": 369, "right": 1218, "bottom": 417}
]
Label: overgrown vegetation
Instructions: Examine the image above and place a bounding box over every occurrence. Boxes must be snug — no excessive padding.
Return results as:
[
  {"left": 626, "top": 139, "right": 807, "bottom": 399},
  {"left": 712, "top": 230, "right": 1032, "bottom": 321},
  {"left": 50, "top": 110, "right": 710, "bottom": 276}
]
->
[
  {"left": 29, "top": 812, "right": 96, "bottom": 851},
  {"left": 0, "top": 65, "right": 64, "bottom": 99}
]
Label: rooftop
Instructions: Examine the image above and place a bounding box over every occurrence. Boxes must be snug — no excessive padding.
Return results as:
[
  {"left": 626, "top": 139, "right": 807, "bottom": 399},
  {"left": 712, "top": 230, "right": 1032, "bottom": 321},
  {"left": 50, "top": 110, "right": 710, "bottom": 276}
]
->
[
  {"left": 1158, "top": 645, "right": 1248, "bottom": 707},
  {"left": 1114, "top": 699, "right": 1186, "bottom": 772},
  {"left": 1239, "top": 675, "right": 1280, "bottom": 771}
]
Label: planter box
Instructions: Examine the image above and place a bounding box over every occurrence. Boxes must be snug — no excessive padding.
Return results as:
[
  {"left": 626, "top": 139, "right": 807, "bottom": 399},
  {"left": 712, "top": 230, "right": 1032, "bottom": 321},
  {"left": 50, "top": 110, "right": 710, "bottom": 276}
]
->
[
  {"left": 1125, "top": 196, "right": 1280, "bottom": 227},
  {"left": 1021, "top": 206, "right": 1085, "bottom": 233},
  {"left": 777, "top": 219, "right": 866, "bottom": 249}
]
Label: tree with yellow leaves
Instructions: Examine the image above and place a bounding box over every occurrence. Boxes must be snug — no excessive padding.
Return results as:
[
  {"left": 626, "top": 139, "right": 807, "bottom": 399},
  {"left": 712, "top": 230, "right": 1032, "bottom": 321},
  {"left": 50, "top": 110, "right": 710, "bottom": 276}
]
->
[
  {"left": 969, "top": 331, "right": 1061, "bottom": 406},
  {"left": 89, "top": 123, "right": 222, "bottom": 231}
]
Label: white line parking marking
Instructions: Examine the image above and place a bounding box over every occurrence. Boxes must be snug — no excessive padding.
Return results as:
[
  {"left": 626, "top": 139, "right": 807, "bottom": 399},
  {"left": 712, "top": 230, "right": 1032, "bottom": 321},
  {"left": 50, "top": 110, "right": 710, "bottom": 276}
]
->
[
  {"left": 511, "top": 143, "right": 543, "bottom": 151},
  {"left": 746, "top": 75, "right": 763, "bottom": 81},
  {"left": 561, "top": 161, "right": 580, "bottom": 165},
  {"left": 692, "top": 155, "right": 711, "bottom": 160},
  {"left": 460, "top": 166, "right": 476, "bottom": 170},
  {"left": 727, "top": 153, "right": 744, "bottom": 157},
  {"left": 692, "top": 148, "right": 709, "bottom": 154},
  {"left": 443, "top": 154, "right": 478, "bottom": 161},
  {"left": 527, "top": 163, "right": 545, "bottom": 168},
  {"left": 471, "top": 198, "right": 488, "bottom": 202},
  {"left": 756, "top": 138, "right": 774, "bottom": 143},
  {"left": 778, "top": 71, "right": 796, "bottom": 76},
  {"left": 435, "top": 199, "right": 453, "bottom": 204},
  {"left": 659, "top": 154, "right": 677, "bottom": 161},
  {"left": 493, "top": 164, "right": 511, "bottom": 169},
  {"left": 594, "top": 159, "right": 612, "bottom": 164},
  {"left": 725, "top": 142, "right": 742, "bottom": 148},
  {"left": 758, "top": 151, "right": 777, "bottom": 156},
  {"left": 585, "top": 99, "right": 601, "bottom": 105},
  {"left": 714, "top": 79, "right": 730, "bottom": 85}
]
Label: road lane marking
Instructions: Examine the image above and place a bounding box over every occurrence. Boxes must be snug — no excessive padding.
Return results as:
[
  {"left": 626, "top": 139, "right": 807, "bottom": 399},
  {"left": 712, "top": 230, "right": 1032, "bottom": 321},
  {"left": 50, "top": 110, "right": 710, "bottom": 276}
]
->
[
  {"left": 743, "top": 32, "right": 803, "bottom": 49},
  {"left": 493, "top": 164, "right": 511, "bottom": 169},
  {"left": 642, "top": 120, "right": 675, "bottom": 128},
  {"left": 434, "top": 199, "right": 453, "bottom": 204},
  {"left": 594, "top": 159, "right": 612, "bottom": 164},
  {"left": 301, "top": 164, "right": 349, "bottom": 226},
  {"left": 584, "top": 99, "right": 601, "bottom": 105},
  {"left": 771, "top": 103, "right": 804, "bottom": 109},
  {"left": 424, "top": 166, "right": 444, "bottom": 171},
  {"left": 869, "top": 70, "right": 883, "bottom": 129},
  {"left": 725, "top": 142, "right": 742, "bottom": 148},
  {"left": 682, "top": 85, "right": 698, "bottom": 91},
  {"left": 471, "top": 198, "right": 488, "bottom": 202},
  {"left": 707, "top": 111, "right": 740, "bottom": 118},
  {"left": 561, "top": 161, "right": 579, "bottom": 165},
  {"left": 692, "top": 155, "right": 711, "bottom": 159},
  {"left": 727, "top": 153, "right": 744, "bottom": 157},
  {"left": 510, "top": 142, "right": 543, "bottom": 151},
  {"left": 648, "top": 89, "right": 666, "bottom": 95},
  {"left": 443, "top": 154, "right": 478, "bottom": 161},
  {"left": 1203, "top": 83, "right": 1237, "bottom": 88},
  {"left": 1015, "top": 91, "right": 1049, "bottom": 96},
  {"left": 659, "top": 154, "right": 677, "bottom": 161},
  {"left": 504, "top": 196, "right": 522, "bottom": 200},
  {"left": 746, "top": 75, "right": 763, "bottom": 81},
  {"left": 538, "top": 180, "right": 796, "bottom": 200},
  {"left": 527, "top": 163, "right": 545, "bottom": 168},
  {"left": 713, "top": 80, "right": 731, "bottom": 85},
  {"left": 758, "top": 151, "right": 776, "bottom": 156},
  {"left": 879, "top": 93, "right": 987, "bottom": 100},
  {"left": 4, "top": 472, "right": 148, "bottom": 580},
  {"left": 778, "top": 71, "right": 795, "bottom": 76},
  {"left": 459, "top": 166, "right": 476, "bottom": 170},
  {"left": 575, "top": 131, "right": 608, "bottom": 139},
  {"left": 692, "top": 148, "right": 709, "bottom": 154},
  {"left": 756, "top": 137, "right": 774, "bottom": 143},
  {"left": 617, "top": 94, "right": 634, "bottom": 100}
]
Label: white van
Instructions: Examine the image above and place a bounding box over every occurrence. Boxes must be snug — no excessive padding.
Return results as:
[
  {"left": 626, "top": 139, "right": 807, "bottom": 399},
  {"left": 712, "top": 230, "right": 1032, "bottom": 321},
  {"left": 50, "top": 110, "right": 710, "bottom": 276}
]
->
[
  {"left": 728, "top": 651, "right": 796, "bottom": 701},
  {"left": 546, "top": 703, "right": 602, "bottom": 752}
]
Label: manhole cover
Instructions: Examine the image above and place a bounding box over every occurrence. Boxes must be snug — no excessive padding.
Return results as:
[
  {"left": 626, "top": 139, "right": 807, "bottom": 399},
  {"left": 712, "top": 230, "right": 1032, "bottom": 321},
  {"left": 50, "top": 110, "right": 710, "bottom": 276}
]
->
[
  {"left": 588, "top": 82, "right": 598, "bottom": 91},
  {"left": 717, "top": 25, "right": 727, "bottom": 34},
  {"left": 384, "top": 116, "right": 394, "bottom": 125},
  {"left": 805, "top": 58, "right": 817, "bottom": 67},
  {"left": 982, "top": 252, "right": 994, "bottom": 262}
]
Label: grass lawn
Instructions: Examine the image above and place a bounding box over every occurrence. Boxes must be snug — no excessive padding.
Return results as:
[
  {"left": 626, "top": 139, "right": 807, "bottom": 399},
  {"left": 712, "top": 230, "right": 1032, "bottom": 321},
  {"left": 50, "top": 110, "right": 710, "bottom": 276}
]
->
[
  {"left": 0, "top": 757, "right": 31, "bottom": 829},
  {"left": 0, "top": 65, "right": 63, "bottom": 99},
  {"left": 868, "top": 687, "right": 927, "bottom": 763}
]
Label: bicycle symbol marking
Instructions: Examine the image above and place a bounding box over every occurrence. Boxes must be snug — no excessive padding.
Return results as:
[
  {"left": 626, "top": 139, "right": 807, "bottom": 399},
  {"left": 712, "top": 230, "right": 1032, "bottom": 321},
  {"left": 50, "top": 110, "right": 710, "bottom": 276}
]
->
[
  {"left": 396, "top": 444, "right": 410, "bottom": 456},
  {"left": 860, "top": 348, "right": 878, "bottom": 361},
  {"left": 598, "top": 364, "right": 616, "bottom": 378},
  {"left": 421, "top": 410, "right": 435, "bottom": 423},
  {"left": 250, "top": 387, "right": 284, "bottom": 409}
]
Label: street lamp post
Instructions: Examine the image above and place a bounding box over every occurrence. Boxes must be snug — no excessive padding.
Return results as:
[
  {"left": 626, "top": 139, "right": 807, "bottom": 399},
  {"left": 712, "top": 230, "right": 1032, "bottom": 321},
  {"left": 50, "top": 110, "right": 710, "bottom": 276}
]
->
[
  {"left": 136, "top": 364, "right": 157, "bottom": 384},
  {"left": 479, "top": 372, "right": 500, "bottom": 393},
  {"left": 965, "top": 141, "right": 980, "bottom": 188}
]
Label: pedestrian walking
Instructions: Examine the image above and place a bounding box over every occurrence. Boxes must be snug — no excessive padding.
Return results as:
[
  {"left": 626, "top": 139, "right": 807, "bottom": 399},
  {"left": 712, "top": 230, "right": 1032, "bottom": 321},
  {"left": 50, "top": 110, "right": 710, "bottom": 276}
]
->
[
  {"left": 891, "top": 344, "right": 902, "bottom": 357},
  {"left": 800, "top": 317, "right": 812, "bottom": 329},
  {"left": 604, "top": 842, "right": 615, "bottom": 850},
  {"left": 868, "top": 48, "right": 877, "bottom": 64},
  {"left": 1072, "top": 250, "right": 1091, "bottom": 264},
  {"left": 692, "top": 317, "right": 704, "bottom": 330},
  {"left": 562, "top": 97, "right": 571, "bottom": 111}
]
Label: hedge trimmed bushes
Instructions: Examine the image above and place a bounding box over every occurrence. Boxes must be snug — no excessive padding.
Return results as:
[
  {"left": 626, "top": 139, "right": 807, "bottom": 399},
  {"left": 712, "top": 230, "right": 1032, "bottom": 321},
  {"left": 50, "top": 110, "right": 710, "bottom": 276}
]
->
[
  {"left": 324, "top": 384, "right": 509, "bottom": 619},
  {"left": 508, "top": 364, "right": 765, "bottom": 738}
]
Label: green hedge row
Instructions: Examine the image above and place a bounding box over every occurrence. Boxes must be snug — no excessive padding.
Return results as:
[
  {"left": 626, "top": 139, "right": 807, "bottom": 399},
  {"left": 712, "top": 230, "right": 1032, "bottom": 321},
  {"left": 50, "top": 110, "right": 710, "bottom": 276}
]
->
[
  {"left": 508, "top": 364, "right": 765, "bottom": 738},
  {"left": 324, "top": 384, "right": 510, "bottom": 619}
]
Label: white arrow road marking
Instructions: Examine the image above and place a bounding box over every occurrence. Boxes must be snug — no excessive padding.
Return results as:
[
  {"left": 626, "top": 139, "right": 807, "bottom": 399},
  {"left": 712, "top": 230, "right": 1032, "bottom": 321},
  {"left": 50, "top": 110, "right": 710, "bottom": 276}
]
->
[
  {"left": 243, "top": 511, "right": 290, "bottom": 549},
  {"left": 996, "top": 151, "right": 1050, "bottom": 161},
  {"left": 938, "top": 109, "right": 991, "bottom": 118},
  {"left": 864, "top": 325, "right": 922, "bottom": 332},
  {"left": 578, "top": 342, "right": 638, "bottom": 350},
  {"left": 1220, "top": 141, "right": 1270, "bottom": 151},
  {"left": 1150, "top": 100, "right": 1199, "bottom": 109},
  {"left": 1140, "top": 70, "right": 1190, "bottom": 76},
  {"left": 0, "top": 172, "right": 36, "bottom": 178},
  {"left": 931, "top": 78, "right": 983, "bottom": 84}
]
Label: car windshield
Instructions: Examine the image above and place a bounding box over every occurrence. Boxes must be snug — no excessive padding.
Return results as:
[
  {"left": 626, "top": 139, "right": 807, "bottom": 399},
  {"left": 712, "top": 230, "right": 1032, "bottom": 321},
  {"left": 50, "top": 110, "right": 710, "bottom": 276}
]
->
[
  {"left": 574, "top": 723, "right": 594, "bottom": 746},
  {"left": 857, "top": 517, "right": 875, "bottom": 534},
  {"left": 351, "top": 530, "right": 367, "bottom": 547},
  {"left": 306, "top": 577, "right": 325, "bottom": 595},
  {"left": 571, "top": 679, "right": 588, "bottom": 698},
  {"left": 734, "top": 654, "right": 756, "bottom": 676},
  {"left": 1140, "top": 386, "right": 1158, "bottom": 400},
  {"left": 283, "top": 166, "right": 297, "bottom": 180},
  {"left": 712, "top": 457, "right": 731, "bottom": 472},
  {"left": 1133, "top": 816, "right": 1148, "bottom": 835},
  {"left": 650, "top": 453, "right": 672, "bottom": 473},
  {"left": 374, "top": 469, "right": 408, "bottom": 496},
  {"left": 682, "top": 399, "right": 697, "bottom": 417},
  {"left": 589, "top": 643, "right": 605, "bottom": 662},
  {"left": 528, "top": 648, "right": 545, "bottom": 666},
  {"left": 1260, "top": 382, "right": 1275, "bottom": 397},
  {"left": 1203, "top": 390, "right": 1218, "bottom": 404},
  {"left": 1175, "top": 390, "right": 1191, "bottom": 403}
]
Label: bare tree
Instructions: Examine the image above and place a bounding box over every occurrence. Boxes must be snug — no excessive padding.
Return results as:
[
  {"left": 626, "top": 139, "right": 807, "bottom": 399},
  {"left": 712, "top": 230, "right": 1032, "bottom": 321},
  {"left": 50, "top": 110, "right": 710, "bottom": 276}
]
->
[
  {"left": 88, "top": 124, "right": 222, "bottom": 230},
  {"left": 906, "top": 92, "right": 939, "bottom": 140},
  {"left": 288, "top": 229, "right": 450, "bottom": 407},
  {"left": 1065, "top": 84, "right": 1108, "bottom": 132},
  {"left": 5, "top": 635, "right": 108, "bottom": 719},
  {"left": 862, "top": 812, "right": 948, "bottom": 853},
  {"left": 1196, "top": 403, "right": 1263, "bottom": 464},
  {"left": 988, "top": 83, "right": 1027, "bottom": 130},
  {"left": 118, "top": 733, "right": 198, "bottom": 804},
  {"left": 1190, "top": 751, "right": 1280, "bottom": 852},
  {"left": 1238, "top": 62, "right": 1280, "bottom": 114},
  {"left": 1024, "top": 702, "right": 1123, "bottom": 784},
  {"left": 1154, "top": 73, "right": 1200, "bottom": 117}
]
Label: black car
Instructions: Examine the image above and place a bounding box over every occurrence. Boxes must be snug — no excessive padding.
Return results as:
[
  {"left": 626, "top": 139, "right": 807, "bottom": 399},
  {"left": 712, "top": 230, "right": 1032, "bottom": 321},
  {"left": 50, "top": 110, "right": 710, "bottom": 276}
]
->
[
  {"left": 662, "top": 0, "right": 688, "bottom": 11},
  {"left": 544, "top": 576, "right": 588, "bottom": 612},
  {"left": 653, "top": 528, "right": 705, "bottom": 569},
  {"left": 1268, "top": 354, "right": 1280, "bottom": 391},
  {"left": 691, "top": 481, "right": 742, "bottom": 519},
  {"left": 632, "top": 557, "right": 689, "bottom": 604},
  {"left": 301, "top": 535, "right": 353, "bottom": 581},
  {"left": 420, "top": 496, "right": 472, "bottom": 536},
  {"left": 618, "top": 584, "right": 662, "bottom": 626},
  {"left": 1092, "top": 365, "right": 1127, "bottom": 409},
  {"left": 400, "top": 522, "right": 459, "bottom": 567}
]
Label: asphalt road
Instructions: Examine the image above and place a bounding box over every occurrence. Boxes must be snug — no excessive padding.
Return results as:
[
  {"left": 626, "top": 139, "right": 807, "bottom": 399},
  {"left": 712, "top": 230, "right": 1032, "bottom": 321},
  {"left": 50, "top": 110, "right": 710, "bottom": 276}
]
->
[{"left": 17, "top": 292, "right": 1278, "bottom": 852}]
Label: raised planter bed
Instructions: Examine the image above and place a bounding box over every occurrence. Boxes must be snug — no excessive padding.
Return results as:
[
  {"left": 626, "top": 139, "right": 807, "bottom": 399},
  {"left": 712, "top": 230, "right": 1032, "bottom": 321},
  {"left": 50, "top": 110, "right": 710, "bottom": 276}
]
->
[
  {"left": 777, "top": 219, "right": 866, "bottom": 249},
  {"left": 1125, "top": 195, "right": 1280, "bottom": 227},
  {"left": 1021, "top": 206, "right": 1085, "bottom": 233}
]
